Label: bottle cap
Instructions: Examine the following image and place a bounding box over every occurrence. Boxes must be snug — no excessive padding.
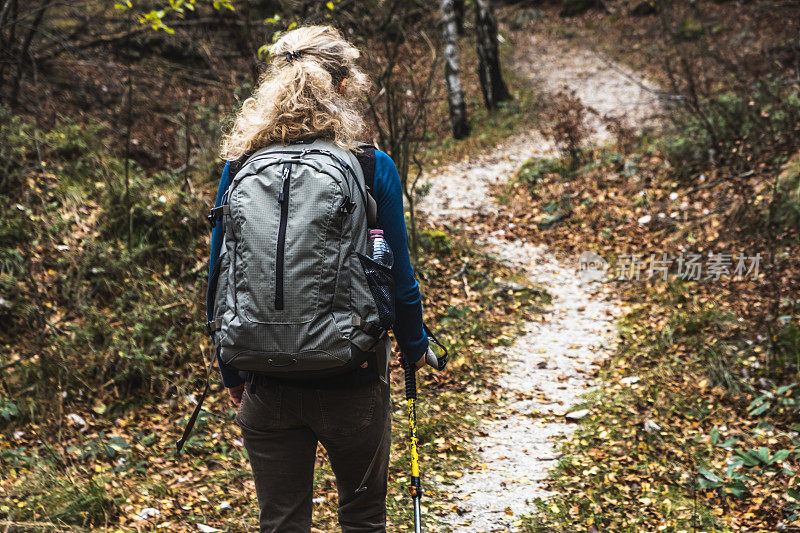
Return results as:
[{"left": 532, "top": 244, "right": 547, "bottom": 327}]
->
[{"left": 369, "top": 229, "right": 384, "bottom": 237}]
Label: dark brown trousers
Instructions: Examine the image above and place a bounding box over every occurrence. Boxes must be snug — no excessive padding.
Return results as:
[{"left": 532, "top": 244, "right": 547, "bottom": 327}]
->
[{"left": 237, "top": 377, "right": 391, "bottom": 533}]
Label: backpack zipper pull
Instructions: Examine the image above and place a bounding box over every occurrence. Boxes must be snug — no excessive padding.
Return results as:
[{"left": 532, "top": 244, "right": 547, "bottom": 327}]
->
[{"left": 278, "top": 164, "right": 291, "bottom": 203}]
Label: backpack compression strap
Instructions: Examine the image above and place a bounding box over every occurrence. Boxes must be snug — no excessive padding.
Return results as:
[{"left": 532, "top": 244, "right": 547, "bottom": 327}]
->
[{"left": 175, "top": 343, "right": 218, "bottom": 454}]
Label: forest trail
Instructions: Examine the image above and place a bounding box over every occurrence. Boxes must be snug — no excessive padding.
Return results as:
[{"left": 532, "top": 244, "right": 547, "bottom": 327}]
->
[{"left": 419, "top": 32, "right": 662, "bottom": 531}]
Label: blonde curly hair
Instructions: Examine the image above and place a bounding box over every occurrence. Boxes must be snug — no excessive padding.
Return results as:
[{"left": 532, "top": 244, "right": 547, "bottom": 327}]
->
[{"left": 220, "top": 25, "right": 371, "bottom": 161}]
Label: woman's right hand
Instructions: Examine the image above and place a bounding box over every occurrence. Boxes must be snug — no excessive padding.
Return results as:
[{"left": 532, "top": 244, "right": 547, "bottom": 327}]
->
[{"left": 393, "top": 342, "right": 426, "bottom": 371}]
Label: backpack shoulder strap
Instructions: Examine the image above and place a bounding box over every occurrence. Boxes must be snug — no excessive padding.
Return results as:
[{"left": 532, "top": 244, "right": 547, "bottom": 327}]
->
[
  {"left": 354, "top": 144, "right": 377, "bottom": 192},
  {"left": 353, "top": 144, "right": 378, "bottom": 228},
  {"left": 208, "top": 153, "right": 250, "bottom": 229},
  {"left": 226, "top": 153, "right": 250, "bottom": 188}
]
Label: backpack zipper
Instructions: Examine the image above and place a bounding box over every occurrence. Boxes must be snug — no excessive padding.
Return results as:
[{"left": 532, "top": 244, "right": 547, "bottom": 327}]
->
[
  {"left": 240, "top": 149, "right": 366, "bottom": 209},
  {"left": 275, "top": 163, "right": 291, "bottom": 310}
]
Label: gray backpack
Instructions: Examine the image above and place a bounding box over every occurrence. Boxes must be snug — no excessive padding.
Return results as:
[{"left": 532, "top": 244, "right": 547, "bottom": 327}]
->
[
  {"left": 176, "top": 140, "right": 394, "bottom": 453},
  {"left": 208, "top": 139, "right": 393, "bottom": 378}
]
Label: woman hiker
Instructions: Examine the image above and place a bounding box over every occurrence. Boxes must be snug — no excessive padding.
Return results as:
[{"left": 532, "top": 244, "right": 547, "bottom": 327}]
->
[{"left": 207, "top": 25, "right": 430, "bottom": 532}]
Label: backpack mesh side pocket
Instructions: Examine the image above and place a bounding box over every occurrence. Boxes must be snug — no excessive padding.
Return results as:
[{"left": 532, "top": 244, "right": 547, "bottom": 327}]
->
[{"left": 356, "top": 253, "right": 395, "bottom": 331}]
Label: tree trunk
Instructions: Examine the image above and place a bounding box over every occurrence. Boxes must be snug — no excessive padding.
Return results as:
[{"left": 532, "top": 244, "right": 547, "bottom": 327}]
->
[
  {"left": 0, "top": 0, "right": 13, "bottom": 45},
  {"left": 440, "top": 0, "right": 470, "bottom": 139},
  {"left": 9, "top": 0, "right": 49, "bottom": 109},
  {"left": 474, "top": 0, "right": 511, "bottom": 109},
  {"left": 453, "top": 0, "right": 465, "bottom": 35},
  {"left": 0, "top": 0, "right": 17, "bottom": 95},
  {"left": 238, "top": 0, "right": 260, "bottom": 85}
]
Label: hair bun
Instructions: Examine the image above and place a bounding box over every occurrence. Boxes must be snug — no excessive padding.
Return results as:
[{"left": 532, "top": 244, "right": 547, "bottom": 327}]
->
[{"left": 285, "top": 51, "right": 303, "bottom": 63}]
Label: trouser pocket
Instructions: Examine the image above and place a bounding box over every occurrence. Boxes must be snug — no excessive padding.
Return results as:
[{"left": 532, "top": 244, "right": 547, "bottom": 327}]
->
[
  {"left": 317, "top": 379, "right": 381, "bottom": 437},
  {"left": 236, "top": 383, "right": 282, "bottom": 431}
]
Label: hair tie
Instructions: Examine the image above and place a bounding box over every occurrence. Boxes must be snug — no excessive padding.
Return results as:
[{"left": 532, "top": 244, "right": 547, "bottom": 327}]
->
[{"left": 285, "top": 51, "right": 303, "bottom": 63}]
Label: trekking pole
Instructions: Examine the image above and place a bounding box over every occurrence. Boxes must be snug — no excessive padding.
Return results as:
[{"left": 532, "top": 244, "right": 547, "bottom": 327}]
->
[
  {"left": 402, "top": 356, "right": 423, "bottom": 533},
  {"left": 401, "top": 327, "right": 449, "bottom": 533}
]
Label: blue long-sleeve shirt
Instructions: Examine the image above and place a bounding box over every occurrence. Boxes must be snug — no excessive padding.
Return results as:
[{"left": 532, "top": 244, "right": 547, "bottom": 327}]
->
[{"left": 208, "top": 149, "right": 429, "bottom": 387}]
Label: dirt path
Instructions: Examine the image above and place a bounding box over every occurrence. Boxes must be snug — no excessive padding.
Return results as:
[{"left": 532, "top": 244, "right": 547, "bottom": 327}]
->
[
  {"left": 511, "top": 32, "right": 663, "bottom": 142},
  {"left": 419, "top": 31, "right": 661, "bottom": 532}
]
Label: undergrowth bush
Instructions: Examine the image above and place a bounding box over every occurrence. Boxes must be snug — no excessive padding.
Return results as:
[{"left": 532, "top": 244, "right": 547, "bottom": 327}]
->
[
  {"left": 533, "top": 282, "right": 800, "bottom": 530},
  {"left": 100, "top": 171, "right": 206, "bottom": 263},
  {"left": 417, "top": 228, "right": 453, "bottom": 253},
  {"left": 543, "top": 89, "right": 593, "bottom": 168},
  {"left": 1, "top": 446, "right": 123, "bottom": 528},
  {"left": 0, "top": 107, "right": 210, "bottom": 422},
  {"left": 516, "top": 157, "right": 567, "bottom": 192},
  {"left": 666, "top": 79, "right": 800, "bottom": 175}
]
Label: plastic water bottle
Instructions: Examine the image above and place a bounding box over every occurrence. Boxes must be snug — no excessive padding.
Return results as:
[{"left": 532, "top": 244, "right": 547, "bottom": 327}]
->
[{"left": 369, "top": 229, "right": 394, "bottom": 269}]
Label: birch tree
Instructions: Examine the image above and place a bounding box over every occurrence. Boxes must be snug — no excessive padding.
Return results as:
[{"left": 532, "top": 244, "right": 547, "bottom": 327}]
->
[
  {"left": 440, "top": 0, "right": 470, "bottom": 139},
  {"left": 474, "top": 0, "right": 511, "bottom": 109},
  {"left": 454, "top": 0, "right": 465, "bottom": 35}
]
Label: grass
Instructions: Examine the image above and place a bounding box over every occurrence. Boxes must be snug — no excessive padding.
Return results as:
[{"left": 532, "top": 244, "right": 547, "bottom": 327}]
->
[{"left": 0, "top": 108, "right": 213, "bottom": 423}]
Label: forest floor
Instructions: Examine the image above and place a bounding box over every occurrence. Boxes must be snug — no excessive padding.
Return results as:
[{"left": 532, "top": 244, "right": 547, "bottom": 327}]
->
[{"left": 418, "top": 29, "right": 663, "bottom": 531}]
